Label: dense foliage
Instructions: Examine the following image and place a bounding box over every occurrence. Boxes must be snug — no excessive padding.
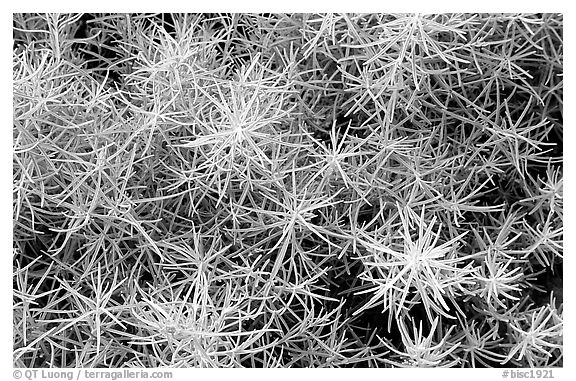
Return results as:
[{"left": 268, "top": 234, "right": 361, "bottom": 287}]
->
[{"left": 13, "top": 13, "right": 562, "bottom": 367}]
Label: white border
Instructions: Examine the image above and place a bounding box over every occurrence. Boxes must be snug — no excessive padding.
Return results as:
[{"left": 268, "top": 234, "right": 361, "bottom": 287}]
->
[{"left": 2, "top": 4, "right": 572, "bottom": 380}]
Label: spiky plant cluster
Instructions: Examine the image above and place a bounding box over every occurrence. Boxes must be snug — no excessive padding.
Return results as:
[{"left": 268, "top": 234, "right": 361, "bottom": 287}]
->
[{"left": 13, "top": 13, "right": 562, "bottom": 368}]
